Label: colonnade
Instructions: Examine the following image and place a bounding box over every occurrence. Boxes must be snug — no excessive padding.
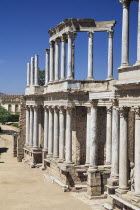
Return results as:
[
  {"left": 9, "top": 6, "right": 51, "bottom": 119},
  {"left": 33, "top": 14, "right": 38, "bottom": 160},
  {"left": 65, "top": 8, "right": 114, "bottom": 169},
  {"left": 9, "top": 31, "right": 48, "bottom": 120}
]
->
[
  {"left": 44, "top": 30, "right": 114, "bottom": 85},
  {"left": 120, "top": 0, "right": 140, "bottom": 67},
  {"left": 27, "top": 55, "right": 39, "bottom": 87}
]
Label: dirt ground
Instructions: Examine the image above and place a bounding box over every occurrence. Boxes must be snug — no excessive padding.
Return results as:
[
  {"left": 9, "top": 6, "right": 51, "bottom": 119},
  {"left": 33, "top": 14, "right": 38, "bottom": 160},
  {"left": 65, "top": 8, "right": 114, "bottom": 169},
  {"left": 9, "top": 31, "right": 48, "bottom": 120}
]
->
[{"left": 0, "top": 125, "right": 106, "bottom": 210}]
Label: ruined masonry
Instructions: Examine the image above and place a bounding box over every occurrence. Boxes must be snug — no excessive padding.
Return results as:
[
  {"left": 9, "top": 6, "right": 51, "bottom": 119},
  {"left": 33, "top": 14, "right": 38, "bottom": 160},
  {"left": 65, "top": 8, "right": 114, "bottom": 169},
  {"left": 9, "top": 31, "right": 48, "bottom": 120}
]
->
[{"left": 17, "top": 0, "right": 140, "bottom": 209}]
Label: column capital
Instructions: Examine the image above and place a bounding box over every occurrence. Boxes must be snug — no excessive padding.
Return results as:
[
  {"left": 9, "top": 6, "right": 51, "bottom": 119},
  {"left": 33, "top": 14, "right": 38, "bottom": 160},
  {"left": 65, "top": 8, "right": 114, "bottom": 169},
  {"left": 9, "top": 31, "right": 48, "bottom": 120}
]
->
[
  {"left": 88, "top": 32, "right": 94, "bottom": 38},
  {"left": 87, "top": 107, "right": 91, "bottom": 114},
  {"left": 44, "top": 105, "right": 49, "bottom": 110},
  {"left": 108, "top": 30, "right": 114, "bottom": 38},
  {"left": 119, "top": 106, "right": 129, "bottom": 117},
  {"left": 107, "top": 106, "right": 112, "bottom": 114},
  {"left": 25, "top": 105, "right": 30, "bottom": 110},
  {"left": 55, "top": 38, "right": 61, "bottom": 44},
  {"left": 61, "top": 34, "right": 67, "bottom": 42},
  {"left": 90, "top": 100, "right": 98, "bottom": 107},
  {"left": 59, "top": 106, "right": 65, "bottom": 112},
  {"left": 119, "top": 0, "right": 131, "bottom": 8},
  {"left": 112, "top": 99, "right": 119, "bottom": 107},
  {"left": 49, "top": 41, "right": 55, "bottom": 47},
  {"left": 45, "top": 48, "right": 50, "bottom": 53},
  {"left": 134, "top": 107, "right": 140, "bottom": 119},
  {"left": 67, "top": 31, "right": 77, "bottom": 40}
]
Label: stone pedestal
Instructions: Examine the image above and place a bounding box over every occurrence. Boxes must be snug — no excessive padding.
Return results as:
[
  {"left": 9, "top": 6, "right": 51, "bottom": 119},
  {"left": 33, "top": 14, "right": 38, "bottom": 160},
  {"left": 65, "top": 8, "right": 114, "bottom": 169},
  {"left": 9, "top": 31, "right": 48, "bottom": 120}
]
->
[{"left": 87, "top": 169, "right": 101, "bottom": 198}]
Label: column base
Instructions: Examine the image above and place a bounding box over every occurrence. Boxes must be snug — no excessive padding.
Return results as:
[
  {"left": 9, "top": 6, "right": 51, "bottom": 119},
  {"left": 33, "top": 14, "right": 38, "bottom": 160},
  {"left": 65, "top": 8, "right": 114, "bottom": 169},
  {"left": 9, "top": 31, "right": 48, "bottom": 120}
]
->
[
  {"left": 118, "top": 63, "right": 130, "bottom": 69},
  {"left": 57, "top": 158, "right": 64, "bottom": 163},
  {"left": 116, "top": 187, "right": 129, "bottom": 194},
  {"left": 86, "top": 77, "right": 94, "bottom": 80},
  {"left": 47, "top": 153, "right": 53, "bottom": 158},
  {"left": 106, "top": 77, "right": 113, "bottom": 81},
  {"left": 66, "top": 77, "right": 74, "bottom": 80},
  {"left": 59, "top": 78, "right": 65, "bottom": 81},
  {"left": 53, "top": 155, "right": 59, "bottom": 159},
  {"left": 131, "top": 193, "right": 140, "bottom": 203},
  {"left": 133, "top": 60, "right": 140, "bottom": 66},
  {"left": 106, "top": 177, "right": 119, "bottom": 194}
]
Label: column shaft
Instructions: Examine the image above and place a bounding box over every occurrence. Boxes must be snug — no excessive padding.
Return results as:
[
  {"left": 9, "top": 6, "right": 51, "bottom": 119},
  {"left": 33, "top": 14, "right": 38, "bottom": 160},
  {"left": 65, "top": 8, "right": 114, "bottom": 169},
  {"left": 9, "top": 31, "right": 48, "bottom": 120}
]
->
[
  {"left": 44, "top": 107, "right": 48, "bottom": 151},
  {"left": 29, "top": 107, "right": 34, "bottom": 147},
  {"left": 66, "top": 108, "right": 72, "bottom": 163},
  {"left": 67, "top": 33, "right": 73, "bottom": 79},
  {"left": 90, "top": 103, "right": 98, "bottom": 167},
  {"left": 27, "top": 63, "right": 30, "bottom": 87},
  {"left": 34, "top": 55, "right": 39, "bottom": 86},
  {"left": 61, "top": 39, "right": 66, "bottom": 80},
  {"left": 30, "top": 57, "right": 34, "bottom": 86},
  {"left": 48, "top": 108, "right": 53, "bottom": 157},
  {"left": 136, "top": 0, "right": 140, "bottom": 64},
  {"left": 106, "top": 107, "right": 112, "bottom": 164},
  {"left": 86, "top": 107, "right": 91, "bottom": 164},
  {"left": 53, "top": 107, "right": 59, "bottom": 158},
  {"left": 87, "top": 32, "right": 94, "bottom": 80},
  {"left": 25, "top": 107, "right": 30, "bottom": 146},
  {"left": 49, "top": 42, "right": 54, "bottom": 82},
  {"left": 33, "top": 107, "right": 38, "bottom": 148},
  {"left": 45, "top": 49, "right": 50, "bottom": 85},
  {"left": 111, "top": 107, "right": 119, "bottom": 178},
  {"left": 59, "top": 107, "right": 65, "bottom": 161},
  {"left": 107, "top": 31, "right": 113, "bottom": 80},
  {"left": 55, "top": 40, "right": 59, "bottom": 81}
]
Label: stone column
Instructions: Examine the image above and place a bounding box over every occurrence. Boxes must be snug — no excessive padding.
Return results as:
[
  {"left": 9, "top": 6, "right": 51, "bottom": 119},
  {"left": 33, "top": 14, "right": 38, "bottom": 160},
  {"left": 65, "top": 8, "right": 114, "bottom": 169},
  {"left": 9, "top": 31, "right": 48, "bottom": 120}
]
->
[
  {"left": 133, "top": 108, "right": 140, "bottom": 199},
  {"left": 34, "top": 55, "right": 39, "bottom": 86},
  {"left": 87, "top": 32, "right": 94, "bottom": 80},
  {"left": 106, "top": 106, "right": 112, "bottom": 164},
  {"left": 72, "top": 43, "right": 75, "bottom": 79},
  {"left": 107, "top": 31, "right": 113, "bottom": 80},
  {"left": 48, "top": 107, "right": 53, "bottom": 157},
  {"left": 33, "top": 106, "right": 38, "bottom": 148},
  {"left": 54, "top": 39, "right": 60, "bottom": 81},
  {"left": 44, "top": 106, "right": 48, "bottom": 151},
  {"left": 53, "top": 107, "right": 59, "bottom": 158},
  {"left": 29, "top": 106, "right": 34, "bottom": 147},
  {"left": 49, "top": 41, "right": 54, "bottom": 82},
  {"left": 27, "top": 63, "right": 30, "bottom": 87},
  {"left": 67, "top": 32, "right": 75, "bottom": 80},
  {"left": 25, "top": 106, "right": 30, "bottom": 146},
  {"left": 120, "top": 0, "right": 130, "bottom": 67},
  {"left": 45, "top": 49, "right": 50, "bottom": 86},
  {"left": 111, "top": 102, "right": 119, "bottom": 178},
  {"left": 136, "top": 0, "right": 140, "bottom": 65},
  {"left": 60, "top": 36, "right": 66, "bottom": 80},
  {"left": 65, "top": 107, "right": 72, "bottom": 163},
  {"left": 85, "top": 107, "right": 91, "bottom": 165},
  {"left": 59, "top": 106, "right": 65, "bottom": 162},
  {"left": 90, "top": 101, "right": 98, "bottom": 168},
  {"left": 117, "top": 107, "right": 129, "bottom": 194},
  {"left": 30, "top": 57, "right": 34, "bottom": 86}
]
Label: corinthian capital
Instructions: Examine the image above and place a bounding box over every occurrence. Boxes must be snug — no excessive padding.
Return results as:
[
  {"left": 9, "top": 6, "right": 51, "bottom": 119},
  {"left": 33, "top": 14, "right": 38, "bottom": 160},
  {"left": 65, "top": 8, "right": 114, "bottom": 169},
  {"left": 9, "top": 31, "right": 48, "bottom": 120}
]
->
[{"left": 119, "top": 0, "right": 131, "bottom": 8}]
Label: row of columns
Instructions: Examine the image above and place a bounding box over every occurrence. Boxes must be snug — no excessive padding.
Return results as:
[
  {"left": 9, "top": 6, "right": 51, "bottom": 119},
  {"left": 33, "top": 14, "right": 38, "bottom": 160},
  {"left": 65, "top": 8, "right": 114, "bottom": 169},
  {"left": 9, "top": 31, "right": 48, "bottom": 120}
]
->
[
  {"left": 27, "top": 55, "right": 39, "bottom": 87},
  {"left": 120, "top": 0, "right": 140, "bottom": 67},
  {"left": 43, "top": 106, "right": 73, "bottom": 163},
  {"left": 45, "top": 31, "right": 114, "bottom": 85}
]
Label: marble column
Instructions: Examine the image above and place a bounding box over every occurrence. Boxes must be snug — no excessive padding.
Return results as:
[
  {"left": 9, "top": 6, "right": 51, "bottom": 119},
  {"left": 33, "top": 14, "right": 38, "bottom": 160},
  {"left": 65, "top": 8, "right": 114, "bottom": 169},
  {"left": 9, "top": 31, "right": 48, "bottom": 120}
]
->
[
  {"left": 60, "top": 36, "right": 66, "bottom": 80},
  {"left": 107, "top": 31, "right": 113, "bottom": 80},
  {"left": 34, "top": 55, "right": 39, "bottom": 86},
  {"left": 85, "top": 107, "right": 91, "bottom": 165},
  {"left": 65, "top": 107, "right": 72, "bottom": 163},
  {"left": 29, "top": 106, "right": 34, "bottom": 147},
  {"left": 111, "top": 103, "right": 119, "bottom": 178},
  {"left": 67, "top": 32, "right": 74, "bottom": 80},
  {"left": 44, "top": 106, "right": 48, "bottom": 151},
  {"left": 49, "top": 41, "right": 54, "bottom": 82},
  {"left": 54, "top": 39, "right": 60, "bottom": 81},
  {"left": 30, "top": 57, "right": 34, "bottom": 86},
  {"left": 27, "top": 63, "right": 30, "bottom": 87},
  {"left": 120, "top": 0, "right": 130, "bottom": 67},
  {"left": 59, "top": 106, "right": 65, "bottom": 162},
  {"left": 134, "top": 108, "right": 140, "bottom": 198},
  {"left": 48, "top": 107, "right": 53, "bottom": 157},
  {"left": 33, "top": 106, "right": 38, "bottom": 148},
  {"left": 136, "top": 0, "right": 140, "bottom": 65},
  {"left": 45, "top": 49, "right": 50, "bottom": 86},
  {"left": 118, "top": 107, "right": 128, "bottom": 193},
  {"left": 25, "top": 106, "right": 30, "bottom": 146},
  {"left": 53, "top": 107, "right": 59, "bottom": 158},
  {"left": 90, "top": 101, "right": 98, "bottom": 168},
  {"left": 106, "top": 106, "right": 112, "bottom": 164},
  {"left": 72, "top": 43, "right": 75, "bottom": 79},
  {"left": 87, "top": 32, "right": 94, "bottom": 80}
]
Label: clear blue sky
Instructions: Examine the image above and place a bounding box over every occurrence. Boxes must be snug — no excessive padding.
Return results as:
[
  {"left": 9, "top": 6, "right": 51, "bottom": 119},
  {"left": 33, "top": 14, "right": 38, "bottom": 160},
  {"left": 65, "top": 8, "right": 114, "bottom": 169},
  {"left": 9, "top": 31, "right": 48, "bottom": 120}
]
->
[{"left": 0, "top": 0, "right": 138, "bottom": 94}]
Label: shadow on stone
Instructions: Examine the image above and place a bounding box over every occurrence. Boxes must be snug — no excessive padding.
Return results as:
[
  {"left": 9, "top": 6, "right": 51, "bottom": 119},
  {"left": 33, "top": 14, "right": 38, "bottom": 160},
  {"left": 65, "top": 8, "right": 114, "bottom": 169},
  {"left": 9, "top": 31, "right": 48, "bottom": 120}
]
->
[{"left": 0, "top": 147, "right": 8, "bottom": 154}]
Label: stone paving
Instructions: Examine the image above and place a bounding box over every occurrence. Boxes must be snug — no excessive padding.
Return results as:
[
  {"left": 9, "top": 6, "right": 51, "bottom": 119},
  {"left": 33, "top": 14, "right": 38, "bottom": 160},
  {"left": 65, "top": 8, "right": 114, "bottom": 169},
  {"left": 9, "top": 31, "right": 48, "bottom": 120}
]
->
[{"left": 0, "top": 125, "right": 106, "bottom": 210}]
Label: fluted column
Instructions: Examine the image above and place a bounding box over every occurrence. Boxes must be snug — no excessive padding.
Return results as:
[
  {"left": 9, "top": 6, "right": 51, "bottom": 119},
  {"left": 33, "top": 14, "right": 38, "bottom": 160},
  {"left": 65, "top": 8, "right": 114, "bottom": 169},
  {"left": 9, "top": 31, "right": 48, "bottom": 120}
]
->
[
  {"left": 65, "top": 107, "right": 72, "bottom": 163},
  {"left": 29, "top": 106, "right": 34, "bottom": 147},
  {"left": 72, "top": 43, "right": 75, "bottom": 79},
  {"left": 59, "top": 106, "right": 65, "bottom": 162},
  {"left": 106, "top": 106, "right": 112, "bottom": 164},
  {"left": 30, "top": 57, "right": 34, "bottom": 86},
  {"left": 90, "top": 101, "right": 98, "bottom": 168},
  {"left": 48, "top": 107, "right": 53, "bottom": 157},
  {"left": 25, "top": 106, "right": 30, "bottom": 146},
  {"left": 54, "top": 39, "right": 60, "bottom": 81},
  {"left": 120, "top": 0, "right": 130, "bottom": 67},
  {"left": 34, "top": 55, "right": 39, "bottom": 86},
  {"left": 118, "top": 107, "right": 128, "bottom": 193},
  {"left": 53, "top": 107, "right": 59, "bottom": 158},
  {"left": 33, "top": 106, "right": 38, "bottom": 148},
  {"left": 49, "top": 41, "right": 54, "bottom": 82},
  {"left": 44, "top": 106, "right": 49, "bottom": 151},
  {"left": 111, "top": 102, "right": 119, "bottom": 178},
  {"left": 134, "top": 108, "right": 140, "bottom": 198},
  {"left": 107, "top": 31, "right": 113, "bottom": 80},
  {"left": 27, "top": 63, "right": 30, "bottom": 87},
  {"left": 45, "top": 49, "right": 50, "bottom": 86},
  {"left": 60, "top": 36, "right": 66, "bottom": 80},
  {"left": 85, "top": 107, "right": 91, "bottom": 165},
  {"left": 87, "top": 32, "right": 94, "bottom": 80}
]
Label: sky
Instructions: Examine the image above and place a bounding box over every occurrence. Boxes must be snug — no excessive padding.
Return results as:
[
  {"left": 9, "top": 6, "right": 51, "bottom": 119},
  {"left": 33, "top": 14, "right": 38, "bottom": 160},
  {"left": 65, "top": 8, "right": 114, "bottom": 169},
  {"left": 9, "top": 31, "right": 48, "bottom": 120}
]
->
[{"left": 0, "top": 0, "right": 138, "bottom": 94}]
